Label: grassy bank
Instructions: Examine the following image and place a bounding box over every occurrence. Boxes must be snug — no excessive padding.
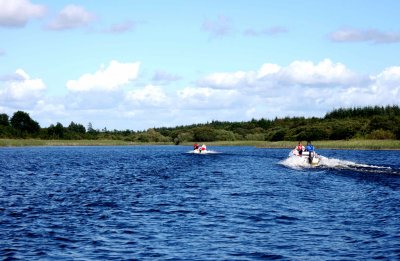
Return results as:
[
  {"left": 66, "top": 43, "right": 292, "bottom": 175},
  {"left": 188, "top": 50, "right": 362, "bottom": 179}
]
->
[
  {"left": 0, "top": 139, "right": 172, "bottom": 147},
  {"left": 196, "top": 140, "right": 400, "bottom": 150},
  {"left": 1, "top": 138, "right": 400, "bottom": 150},
  {"left": 255, "top": 140, "right": 400, "bottom": 150}
]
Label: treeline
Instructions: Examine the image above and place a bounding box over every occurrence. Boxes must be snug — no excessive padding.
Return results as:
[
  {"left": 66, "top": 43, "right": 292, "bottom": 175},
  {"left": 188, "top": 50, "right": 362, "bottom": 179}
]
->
[{"left": 1, "top": 105, "right": 400, "bottom": 143}]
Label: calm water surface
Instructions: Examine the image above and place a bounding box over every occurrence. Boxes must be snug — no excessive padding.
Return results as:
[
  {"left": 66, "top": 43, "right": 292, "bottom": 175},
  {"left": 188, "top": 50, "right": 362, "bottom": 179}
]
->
[{"left": 1, "top": 146, "right": 399, "bottom": 260}]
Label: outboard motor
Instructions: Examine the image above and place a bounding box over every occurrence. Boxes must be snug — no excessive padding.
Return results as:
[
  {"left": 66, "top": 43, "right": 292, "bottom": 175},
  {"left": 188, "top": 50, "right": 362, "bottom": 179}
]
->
[{"left": 308, "top": 151, "right": 314, "bottom": 164}]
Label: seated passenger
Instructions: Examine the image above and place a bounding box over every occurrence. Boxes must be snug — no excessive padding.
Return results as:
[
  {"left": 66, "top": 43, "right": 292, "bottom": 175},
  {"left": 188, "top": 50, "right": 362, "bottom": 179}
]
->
[{"left": 295, "top": 142, "right": 304, "bottom": 156}]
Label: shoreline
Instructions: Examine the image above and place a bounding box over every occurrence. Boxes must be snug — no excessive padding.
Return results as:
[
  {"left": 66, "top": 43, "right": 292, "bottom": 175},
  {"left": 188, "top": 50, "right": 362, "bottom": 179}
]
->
[{"left": 1, "top": 139, "right": 400, "bottom": 150}]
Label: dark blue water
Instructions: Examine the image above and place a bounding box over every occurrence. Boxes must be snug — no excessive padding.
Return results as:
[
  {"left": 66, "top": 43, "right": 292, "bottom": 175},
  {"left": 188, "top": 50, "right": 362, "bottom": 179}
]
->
[{"left": 1, "top": 146, "right": 399, "bottom": 260}]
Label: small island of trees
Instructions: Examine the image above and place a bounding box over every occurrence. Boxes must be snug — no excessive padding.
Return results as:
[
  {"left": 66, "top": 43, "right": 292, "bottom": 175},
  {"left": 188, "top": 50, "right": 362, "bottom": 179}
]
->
[{"left": 1, "top": 105, "right": 400, "bottom": 144}]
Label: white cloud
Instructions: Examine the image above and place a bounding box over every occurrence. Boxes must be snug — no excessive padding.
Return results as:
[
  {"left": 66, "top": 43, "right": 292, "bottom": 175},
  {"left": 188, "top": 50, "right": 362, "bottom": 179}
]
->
[
  {"left": 280, "top": 59, "right": 358, "bottom": 86},
  {"left": 125, "top": 85, "right": 168, "bottom": 107},
  {"left": 198, "top": 71, "right": 250, "bottom": 89},
  {"left": 0, "top": 69, "right": 46, "bottom": 107},
  {"left": 3, "top": 59, "right": 400, "bottom": 131},
  {"left": 177, "top": 87, "right": 242, "bottom": 110},
  {"left": 66, "top": 60, "right": 140, "bottom": 92},
  {"left": 190, "top": 59, "right": 400, "bottom": 121},
  {"left": 369, "top": 66, "right": 400, "bottom": 103},
  {"left": 0, "top": 0, "right": 45, "bottom": 27},
  {"left": 199, "top": 59, "right": 359, "bottom": 90},
  {"left": 374, "top": 66, "right": 400, "bottom": 85},
  {"left": 257, "top": 63, "right": 281, "bottom": 78},
  {"left": 46, "top": 5, "right": 95, "bottom": 30},
  {"left": 329, "top": 28, "right": 400, "bottom": 44}
]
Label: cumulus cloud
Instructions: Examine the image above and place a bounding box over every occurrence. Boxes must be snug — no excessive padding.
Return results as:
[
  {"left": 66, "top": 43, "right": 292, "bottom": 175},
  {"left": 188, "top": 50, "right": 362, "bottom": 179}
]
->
[
  {"left": 279, "top": 59, "right": 359, "bottom": 86},
  {"left": 46, "top": 4, "right": 95, "bottom": 30},
  {"left": 4, "top": 59, "right": 400, "bottom": 130},
  {"left": 198, "top": 59, "right": 360, "bottom": 90},
  {"left": 0, "top": 71, "right": 25, "bottom": 82},
  {"left": 177, "top": 87, "right": 242, "bottom": 110},
  {"left": 0, "top": 69, "right": 46, "bottom": 107},
  {"left": 329, "top": 27, "right": 400, "bottom": 44},
  {"left": 368, "top": 66, "right": 400, "bottom": 103},
  {"left": 66, "top": 60, "right": 140, "bottom": 92},
  {"left": 244, "top": 26, "right": 288, "bottom": 36},
  {"left": 202, "top": 15, "right": 233, "bottom": 38},
  {"left": 60, "top": 61, "right": 400, "bottom": 129},
  {"left": 125, "top": 85, "right": 168, "bottom": 107},
  {"left": 198, "top": 71, "right": 251, "bottom": 89},
  {"left": 192, "top": 59, "right": 397, "bottom": 120},
  {"left": 0, "top": 0, "right": 46, "bottom": 27}
]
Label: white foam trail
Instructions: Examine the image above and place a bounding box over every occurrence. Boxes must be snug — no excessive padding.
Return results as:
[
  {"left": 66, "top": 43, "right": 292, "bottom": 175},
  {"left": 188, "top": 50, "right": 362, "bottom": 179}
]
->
[
  {"left": 187, "top": 150, "right": 219, "bottom": 154},
  {"left": 280, "top": 155, "right": 393, "bottom": 174},
  {"left": 319, "top": 157, "right": 390, "bottom": 170},
  {"left": 279, "top": 155, "right": 315, "bottom": 169}
]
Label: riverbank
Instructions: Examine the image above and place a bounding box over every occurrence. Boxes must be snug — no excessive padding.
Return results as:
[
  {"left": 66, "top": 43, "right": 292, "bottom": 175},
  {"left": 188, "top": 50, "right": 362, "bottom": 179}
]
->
[
  {"left": 1, "top": 139, "right": 400, "bottom": 150},
  {"left": 0, "top": 139, "right": 170, "bottom": 147},
  {"left": 184, "top": 140, "right": 400, "bottom": 150}
]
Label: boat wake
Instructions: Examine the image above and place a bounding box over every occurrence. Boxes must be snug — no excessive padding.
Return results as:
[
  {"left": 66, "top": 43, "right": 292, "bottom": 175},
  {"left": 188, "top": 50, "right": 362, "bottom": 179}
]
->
[
  {"left": 186, "top": 150, "right": 219, "bottom": 154},
  {"left": 280, "top": 156, "right": 399, "bottom": 175}
]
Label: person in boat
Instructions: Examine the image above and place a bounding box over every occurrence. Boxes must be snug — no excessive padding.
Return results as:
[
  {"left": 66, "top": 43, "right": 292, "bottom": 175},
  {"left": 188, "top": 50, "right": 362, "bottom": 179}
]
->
[
  {"left": 295, "top": 142, "right": 304, "bottom": 156},
  {"left": 193, "top": 143, "right": 199, "bottom": 150},
  {"left": 305, "top": 141, "right": 315, "bottom": 163},
  {"left": 305, "top": 141, "right": 314, "bottom": 152},
  {"left": 201, "top": 144, "right": 207, "bottom": 151}
]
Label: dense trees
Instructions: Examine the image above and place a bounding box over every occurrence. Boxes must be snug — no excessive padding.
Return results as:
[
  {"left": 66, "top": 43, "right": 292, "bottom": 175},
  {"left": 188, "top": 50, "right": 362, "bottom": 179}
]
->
[
  {"left": 1, "top": 105, "right": 399, "bottom": 141},
  {"left": 0, "top": 113, "right": 9, "bottom": 126},
  {"left": 10, "top": 111, "right": 40, "bottom": 137}
]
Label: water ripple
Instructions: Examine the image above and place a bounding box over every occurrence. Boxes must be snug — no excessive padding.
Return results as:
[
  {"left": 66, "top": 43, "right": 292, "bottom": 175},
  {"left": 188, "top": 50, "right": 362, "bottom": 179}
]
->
[{"left": 1, "top": 146, "right": 399, "bottom": 260}]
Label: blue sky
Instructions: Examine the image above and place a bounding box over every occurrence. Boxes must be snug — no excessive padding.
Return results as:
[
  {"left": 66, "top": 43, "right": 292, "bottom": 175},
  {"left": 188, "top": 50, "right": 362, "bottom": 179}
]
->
[{"left": 1, "top": 0, "right": 400, "bottom": 130}]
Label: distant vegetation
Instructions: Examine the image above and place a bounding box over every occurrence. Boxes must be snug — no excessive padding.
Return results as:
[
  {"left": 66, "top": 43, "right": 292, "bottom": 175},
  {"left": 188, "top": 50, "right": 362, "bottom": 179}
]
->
[{"left": 1, "top": 105, "right": 400, "bottom": 143}]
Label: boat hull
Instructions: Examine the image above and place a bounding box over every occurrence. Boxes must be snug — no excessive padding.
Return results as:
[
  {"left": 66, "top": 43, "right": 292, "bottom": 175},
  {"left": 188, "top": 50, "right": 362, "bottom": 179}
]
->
[
  {"left": 289, "top": 150, "right": 320, "bottom": 166},
  {"left": 191, "top": 149, "right": 210, "bottom": 154}
]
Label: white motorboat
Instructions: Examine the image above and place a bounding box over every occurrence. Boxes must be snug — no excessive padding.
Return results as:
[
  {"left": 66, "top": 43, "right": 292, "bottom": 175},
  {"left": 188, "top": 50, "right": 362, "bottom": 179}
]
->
[
  {"left": 288, "top": 149, "right": 320, "bottom": 166},
  {"left": 189, "top": 144, "right": 213, "bottom": 154},
  {"left": 191, "top": 148, "right": 211, "bottom": 154}
]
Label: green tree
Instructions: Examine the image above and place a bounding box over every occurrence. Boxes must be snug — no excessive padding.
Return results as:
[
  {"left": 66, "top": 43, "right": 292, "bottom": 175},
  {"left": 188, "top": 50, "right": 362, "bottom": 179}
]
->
[
  {"left": 0, "top": 113, "right": 9, "bottom": 126},
  {"left": 68, "top": 121, "right": 86, "bottom": 134},
  {"left": 214, "top": 129, "right": 236, "bottom": 141},
  {"left": 0, "top": 113, "right": 12, "bottom": 138},
  {"left": 10, "top": 111, "right": 40, "bottom": 136},
  {"left": 176, "top": 132, "right": 194, "bottom": 142},
  {"left": 47, "top": 122, "right": 65, "bottom": 139},
  {"left": 87, "top": 122, "right": 95, "bottom": 133},
  {"left": 269, "top": 128, "right": 287, "bottom": 141},
  {"left": 366, "top": 129, "right": 396, "bottom": 140},
  {"left": 137, "top": 128, "right": 170, "bottom": 142},
  {"left": 193, "top": 127, "right": 216, "bottom": 141}
]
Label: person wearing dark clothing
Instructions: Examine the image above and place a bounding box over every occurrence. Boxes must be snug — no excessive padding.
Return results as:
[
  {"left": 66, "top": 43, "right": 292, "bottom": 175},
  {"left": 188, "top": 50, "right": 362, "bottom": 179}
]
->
[{"left": 306, "top": 141, "right": 315, "bottom": 164}]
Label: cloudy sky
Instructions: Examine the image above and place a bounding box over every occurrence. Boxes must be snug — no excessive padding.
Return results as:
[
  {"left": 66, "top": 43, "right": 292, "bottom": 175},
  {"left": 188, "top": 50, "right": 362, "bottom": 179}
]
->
[{"left": 1, "top": 0, "right": 400, "bottom": 130}]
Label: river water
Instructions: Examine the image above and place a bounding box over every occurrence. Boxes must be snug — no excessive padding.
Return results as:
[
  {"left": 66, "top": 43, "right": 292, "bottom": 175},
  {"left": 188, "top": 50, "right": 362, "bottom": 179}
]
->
[{"left": 1, "top": 146, "right": 399, "bottom": 260}]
